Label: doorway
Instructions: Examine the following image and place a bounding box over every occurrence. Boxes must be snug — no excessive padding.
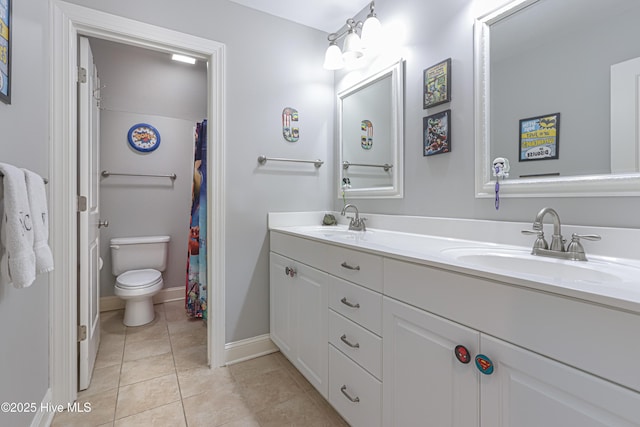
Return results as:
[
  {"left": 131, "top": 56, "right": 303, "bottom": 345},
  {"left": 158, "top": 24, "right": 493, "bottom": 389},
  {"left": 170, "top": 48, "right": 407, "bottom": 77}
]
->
[{"left": 50, "top": 1, "right": 226, "bottom": 405}]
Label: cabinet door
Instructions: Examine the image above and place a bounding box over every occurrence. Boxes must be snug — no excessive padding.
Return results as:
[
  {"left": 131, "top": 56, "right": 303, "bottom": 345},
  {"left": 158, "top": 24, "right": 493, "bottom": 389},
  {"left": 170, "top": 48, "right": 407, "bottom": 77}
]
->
[
  {"left": 294, "top": 261, "right": 328, "bottom": 397},
  {"left": 383, "top": 297, "right": 480, "bottom": 427},
  {"left": 481, "top": 335, "right": 640, "bottom": 427},
  {"left": 270, "top": 252, "right": 295, "bottom": 359}
]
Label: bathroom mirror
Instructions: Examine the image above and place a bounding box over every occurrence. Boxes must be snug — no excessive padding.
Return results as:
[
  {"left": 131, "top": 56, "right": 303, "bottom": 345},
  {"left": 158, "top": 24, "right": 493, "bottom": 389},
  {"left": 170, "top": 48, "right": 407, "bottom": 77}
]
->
[
  {"left": 338, "top": 59, "right": 404, "bottom": 199},
  {"left": 475, "top": 0, "right": 640, "bottom": 197}
]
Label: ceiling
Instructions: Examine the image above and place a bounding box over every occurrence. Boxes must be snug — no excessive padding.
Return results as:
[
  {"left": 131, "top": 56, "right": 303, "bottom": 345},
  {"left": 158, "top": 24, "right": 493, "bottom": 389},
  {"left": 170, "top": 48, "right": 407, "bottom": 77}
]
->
[{"left": 227, "top": 0, "right": 371, "bottom": 33}]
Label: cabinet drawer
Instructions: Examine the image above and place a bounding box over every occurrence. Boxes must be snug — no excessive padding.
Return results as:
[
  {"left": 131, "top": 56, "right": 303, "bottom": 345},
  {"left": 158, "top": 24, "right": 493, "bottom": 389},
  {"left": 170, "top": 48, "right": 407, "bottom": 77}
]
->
[
  {"left": 329, "top": 310, "right": 382, "bottom": 380},
  {"left": 329, "top": 276, "right": 382, "bottom": 335},
  {"left": 329, "top": 345, "right": 382, "bottom": 427},
  {"left": 270, "top": 231, "right": 328, "bottom": 271},
  {"left": 327, "top": 246, "right": 383, "bottom": 292}
]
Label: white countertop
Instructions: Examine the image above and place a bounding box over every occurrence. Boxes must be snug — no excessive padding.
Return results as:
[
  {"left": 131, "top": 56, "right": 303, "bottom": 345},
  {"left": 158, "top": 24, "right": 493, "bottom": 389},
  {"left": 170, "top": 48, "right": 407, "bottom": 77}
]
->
[{"left": 269, "top": 219, "right": 640, "bottom": 314}]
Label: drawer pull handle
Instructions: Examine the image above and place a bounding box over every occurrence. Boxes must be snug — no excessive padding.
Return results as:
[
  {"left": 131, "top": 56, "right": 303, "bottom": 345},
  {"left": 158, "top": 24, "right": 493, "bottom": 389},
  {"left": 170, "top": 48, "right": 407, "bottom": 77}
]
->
[
  {"left": 341, "top": 262, "right": 361, "bottom": 271},
  {"left": 340, "top": 385, "right": 360, "bottom": 403},
  {"left": 340, "top": 334, "right": 360, "bottom": 348},
  {"left": 340, "top": 297, "right": 360, "bottom": 309},
  {"left": 284, "top": 266, "right": 297, "bottom": 277}
]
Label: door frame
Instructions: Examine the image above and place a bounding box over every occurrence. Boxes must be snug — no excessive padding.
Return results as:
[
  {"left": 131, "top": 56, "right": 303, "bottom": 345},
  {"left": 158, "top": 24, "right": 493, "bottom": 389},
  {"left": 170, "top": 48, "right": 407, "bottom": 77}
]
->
[{"left": 50, "top": 0, "right": 226, "bottom": 404}]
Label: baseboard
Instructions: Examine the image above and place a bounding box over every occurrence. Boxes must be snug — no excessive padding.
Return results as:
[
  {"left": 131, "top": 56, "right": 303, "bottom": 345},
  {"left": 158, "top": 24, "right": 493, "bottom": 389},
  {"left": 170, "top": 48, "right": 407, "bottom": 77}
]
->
[
  {"left": 100, "top": 286, "right": 184, "bottom": 312},
  {"left": 31, "top": 388, "right": 54, "bottom": 427},
  {"left": 224, "top": 334, "right": 279, "bottom": 366}
]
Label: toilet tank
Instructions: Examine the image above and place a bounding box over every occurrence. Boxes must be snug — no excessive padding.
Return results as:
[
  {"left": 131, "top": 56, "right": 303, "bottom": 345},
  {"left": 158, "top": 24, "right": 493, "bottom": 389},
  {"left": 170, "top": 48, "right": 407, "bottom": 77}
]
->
[{"left": 110, "top": 235, "right": 170, "bottom": 276}]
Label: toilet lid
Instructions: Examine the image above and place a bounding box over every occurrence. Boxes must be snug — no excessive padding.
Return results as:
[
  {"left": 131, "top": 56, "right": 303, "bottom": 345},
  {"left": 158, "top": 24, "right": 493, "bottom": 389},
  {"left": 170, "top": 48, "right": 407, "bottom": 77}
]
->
[{"left": 116, "top": 269, "right": 162, "bottom": 289}]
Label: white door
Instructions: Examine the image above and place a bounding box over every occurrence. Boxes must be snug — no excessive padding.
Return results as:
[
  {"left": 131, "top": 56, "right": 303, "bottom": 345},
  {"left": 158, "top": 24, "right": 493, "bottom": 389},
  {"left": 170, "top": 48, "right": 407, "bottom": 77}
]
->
[
  {"left": 78, "top": 36, "right": 102, "bottom": 391},
  {"left": 270, "top": 252, "right": 295, "bottom": 358},
  {"left": 610, "top": 56, "right": 640, "bottom": 174},
  {"left": 382, "top": 296, "right": 480, "bottom": 427},
  {"left": 480, "top": 334, "right": 640, "bottom": 426},
  {"left": 294, "top": 262, "right": 328, "bottom": 397}
]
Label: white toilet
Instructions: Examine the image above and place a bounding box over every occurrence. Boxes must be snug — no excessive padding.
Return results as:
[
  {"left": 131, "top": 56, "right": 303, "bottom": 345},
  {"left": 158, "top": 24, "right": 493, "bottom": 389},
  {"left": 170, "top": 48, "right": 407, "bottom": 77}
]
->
[{"left": 110, "top": 235, "right": 170, "bottom": 326}]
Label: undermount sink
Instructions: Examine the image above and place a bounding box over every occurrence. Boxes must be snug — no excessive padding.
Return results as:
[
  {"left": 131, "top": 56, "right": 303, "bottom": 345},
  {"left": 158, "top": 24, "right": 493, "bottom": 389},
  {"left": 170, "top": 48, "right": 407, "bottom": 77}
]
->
[{"left": 441, "top": 247, "right": 639, "bottom": 284}]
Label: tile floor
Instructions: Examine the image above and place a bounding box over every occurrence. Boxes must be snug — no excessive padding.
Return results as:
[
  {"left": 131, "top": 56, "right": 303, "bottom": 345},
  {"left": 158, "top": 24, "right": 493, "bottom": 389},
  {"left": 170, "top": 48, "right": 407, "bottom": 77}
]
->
[{"left": 52, "top": 301, "right": 348, "bottom": 427}]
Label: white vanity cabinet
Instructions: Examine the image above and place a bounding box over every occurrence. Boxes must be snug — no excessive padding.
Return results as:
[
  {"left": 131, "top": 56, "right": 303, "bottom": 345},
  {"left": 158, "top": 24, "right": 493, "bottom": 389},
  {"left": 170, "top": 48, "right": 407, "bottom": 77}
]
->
[
  {"left": 270, "top": 227, "right": 640, "bottom": 426},
  {"left": 270, "top": 234, "right": 329, "bottom": 397},
  {"left": 383, "top": 258, "right": 640, "bottom": 427}
]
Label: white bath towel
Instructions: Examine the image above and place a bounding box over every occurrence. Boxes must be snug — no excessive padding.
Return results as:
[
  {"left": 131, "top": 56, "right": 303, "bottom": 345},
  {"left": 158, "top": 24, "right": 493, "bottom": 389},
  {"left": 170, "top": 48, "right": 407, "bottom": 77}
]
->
[
  {"left": 23, "top": 169, "right": 54, "bottom": 274},
  {"left": 0, "top": 163, "right": 36, "bottom": 288}
]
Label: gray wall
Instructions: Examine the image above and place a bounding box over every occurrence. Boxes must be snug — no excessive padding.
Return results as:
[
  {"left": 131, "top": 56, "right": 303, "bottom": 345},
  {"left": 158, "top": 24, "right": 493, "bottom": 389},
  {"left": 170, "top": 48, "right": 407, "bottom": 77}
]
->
[
  {"left": 333, "top": 0, "right": 640, "bottom": 229},
  {"left": 4, "top": 0, "right": 640, "bottom": 422},
  {"left": 0, "top": 1, "right": 50, "bottom": 426},
  {"left": 63, "top": 0, "right": 336, "bottom": 343},
  {"left": 89, "top": 38, "right": 207, "bottom": 297}
]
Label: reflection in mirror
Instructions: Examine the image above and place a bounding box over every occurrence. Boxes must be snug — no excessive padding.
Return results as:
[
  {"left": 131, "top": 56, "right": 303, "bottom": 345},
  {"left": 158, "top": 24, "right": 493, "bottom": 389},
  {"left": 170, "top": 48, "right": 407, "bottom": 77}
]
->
[
  {"left": 475, "top": 0, "right": 640, "bottom": 197},
  {"left": 338, "top": 59, "right": 404, "bottom": 199}
]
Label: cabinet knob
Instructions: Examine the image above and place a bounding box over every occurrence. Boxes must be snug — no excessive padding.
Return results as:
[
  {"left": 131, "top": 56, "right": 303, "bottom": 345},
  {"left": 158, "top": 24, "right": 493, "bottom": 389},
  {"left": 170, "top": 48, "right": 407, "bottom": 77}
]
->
[
  {"left": 284, "top": 266, "right": 297, "bottom": 277},
  {"left": 475, "top": 354, "right": 495, "bottom": 375},
  {"left": 340, "top": 385, "right": 360, "bottom": 403},
  {"left": 454, "top": 345, "right": 471, "bottom": 364}
]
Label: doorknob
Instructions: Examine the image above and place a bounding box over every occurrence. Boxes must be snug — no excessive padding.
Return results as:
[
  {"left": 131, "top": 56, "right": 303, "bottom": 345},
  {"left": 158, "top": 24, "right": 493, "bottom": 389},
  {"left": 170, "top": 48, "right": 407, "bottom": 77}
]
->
[{"left": 98, "top": 219, "right": 109, "bottom": 228}]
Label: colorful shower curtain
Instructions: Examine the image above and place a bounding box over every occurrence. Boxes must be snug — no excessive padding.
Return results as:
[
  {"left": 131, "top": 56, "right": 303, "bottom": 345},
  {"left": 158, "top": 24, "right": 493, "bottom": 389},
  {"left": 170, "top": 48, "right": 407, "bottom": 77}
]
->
[{"left": 186, "top": 120, "right": 208, "bottom": 319}]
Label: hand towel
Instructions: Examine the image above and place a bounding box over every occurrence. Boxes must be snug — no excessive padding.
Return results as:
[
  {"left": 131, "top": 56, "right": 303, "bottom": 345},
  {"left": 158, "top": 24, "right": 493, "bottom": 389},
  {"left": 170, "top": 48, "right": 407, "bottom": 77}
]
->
[
  {"left": 0, "top": 163, "right": 36, "bottom": 288},
  {"left": 23, "top": 169, "right": 54, "bottom": 274}
]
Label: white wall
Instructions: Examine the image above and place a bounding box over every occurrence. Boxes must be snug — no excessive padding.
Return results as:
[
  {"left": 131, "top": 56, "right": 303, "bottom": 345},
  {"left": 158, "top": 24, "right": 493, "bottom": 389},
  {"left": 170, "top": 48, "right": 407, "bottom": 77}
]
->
[
  {"left": 0, "top": 1, "right": 50, "bottom": 426},
  {"left": 333, "top": 0, "right": 640, "bottom": 229},
  {"left": 89, "top": 38, "right": 207, "bottom": 297}
]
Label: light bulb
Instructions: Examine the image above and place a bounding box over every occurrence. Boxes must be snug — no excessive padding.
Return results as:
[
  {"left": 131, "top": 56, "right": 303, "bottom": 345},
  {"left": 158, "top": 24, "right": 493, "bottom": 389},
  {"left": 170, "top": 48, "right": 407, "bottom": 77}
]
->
[
  {"left": 361, "top": 15, "right": 382, "bottom": 51},
  {"left": 342, "top": 31, "right": 363, "bottom": 62},
  {"left": 323, "top": 43, "right": 344, "bottom": 70}
]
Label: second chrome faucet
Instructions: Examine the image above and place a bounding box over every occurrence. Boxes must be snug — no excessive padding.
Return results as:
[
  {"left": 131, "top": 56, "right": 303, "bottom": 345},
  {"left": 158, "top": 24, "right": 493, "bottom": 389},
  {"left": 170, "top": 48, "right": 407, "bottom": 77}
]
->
[
  {"left": 341, "top": 204, "right": 367, "bottom": 231},
  {"left": 522, "top": 207, "right": 600, "bottom": 261}
]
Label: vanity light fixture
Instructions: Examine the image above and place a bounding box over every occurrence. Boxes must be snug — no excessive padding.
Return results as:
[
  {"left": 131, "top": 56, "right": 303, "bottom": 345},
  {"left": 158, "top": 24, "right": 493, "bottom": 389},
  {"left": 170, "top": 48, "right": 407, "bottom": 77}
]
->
[
  {"left": 322, "top": 1, "right": 382, "bottom": 70},
  {"left": 171, "top": 54, "right": 196, "bottom": 65}
]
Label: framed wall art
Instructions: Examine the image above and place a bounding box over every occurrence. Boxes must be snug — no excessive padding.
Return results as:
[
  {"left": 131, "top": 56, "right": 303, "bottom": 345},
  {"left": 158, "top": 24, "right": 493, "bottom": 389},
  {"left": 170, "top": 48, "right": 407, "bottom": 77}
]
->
[
  {"left": 424, "top": 109, "right": 451, "bottom": 156},
  {"left": 519, "top": 112, "right": 560, "bottom": 161},
  {"left": 0, "top": 0, "right": 11, "bottom": 104},
  {"left": 423, "top": 58, "right": 451, "bottom": 109}
]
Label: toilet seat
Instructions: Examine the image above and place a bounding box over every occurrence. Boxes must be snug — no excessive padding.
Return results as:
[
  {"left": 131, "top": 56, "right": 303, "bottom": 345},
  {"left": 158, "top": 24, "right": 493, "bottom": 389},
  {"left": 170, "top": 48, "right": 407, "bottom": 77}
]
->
[{"left": 116, "top": 269, "right": 162, "bottom": 290}]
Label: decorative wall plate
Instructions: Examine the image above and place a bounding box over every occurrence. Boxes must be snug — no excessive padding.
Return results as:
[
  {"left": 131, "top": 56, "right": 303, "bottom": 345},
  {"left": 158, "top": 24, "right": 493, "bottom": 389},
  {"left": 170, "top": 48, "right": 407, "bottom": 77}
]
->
[
  {"left": 128, "top": 123, "right": 161, "bottom": 152},
  {"left": 282, "top": 107, "right": 299, "bottom": 142}
]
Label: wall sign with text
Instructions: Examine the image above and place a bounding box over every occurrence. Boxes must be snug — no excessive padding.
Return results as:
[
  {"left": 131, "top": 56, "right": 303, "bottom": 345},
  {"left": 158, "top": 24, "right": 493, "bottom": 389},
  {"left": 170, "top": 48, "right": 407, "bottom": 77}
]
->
[{"left": 519, "top": 113, "right": 560, "bottom": 161}]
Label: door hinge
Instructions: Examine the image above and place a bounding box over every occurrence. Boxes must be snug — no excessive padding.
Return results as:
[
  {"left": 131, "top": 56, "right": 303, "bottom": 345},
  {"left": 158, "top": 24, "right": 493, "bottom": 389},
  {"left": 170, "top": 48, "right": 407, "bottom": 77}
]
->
[
  {"left": 77, "top": 195, "right": 87, "bottom": 212},
  {"left": 78, "top": 67, "right": 87, "bottom": 84},
  {"left": 78, "top": 325, "right": 87, "bottom": 342}
]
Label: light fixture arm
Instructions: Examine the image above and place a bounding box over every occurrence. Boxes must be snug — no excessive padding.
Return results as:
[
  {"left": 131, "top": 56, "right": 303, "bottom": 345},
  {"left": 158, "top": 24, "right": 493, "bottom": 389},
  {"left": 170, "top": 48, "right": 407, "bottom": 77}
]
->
[
  {"left": 327, "top": 18, "right": 364, "bottom": 44},
  {"left": 367, "top": 1, "right": 377, "bottom": 18}
]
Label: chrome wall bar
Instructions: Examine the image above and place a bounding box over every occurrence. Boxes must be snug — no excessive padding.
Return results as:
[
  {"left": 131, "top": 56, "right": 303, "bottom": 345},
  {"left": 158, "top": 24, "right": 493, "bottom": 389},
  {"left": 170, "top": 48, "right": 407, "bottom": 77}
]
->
[
  {"left": 0, "top": 171, "right": 48, "bottom": 184},
  {"left": 257, "top": 155, "right": 324, "bottom": 168},
  {"left": 342, "top": 161, "right": 393, "bottom": 172},
  {"left": 101, "top": 170, "right": 177, "bottom": 180}
]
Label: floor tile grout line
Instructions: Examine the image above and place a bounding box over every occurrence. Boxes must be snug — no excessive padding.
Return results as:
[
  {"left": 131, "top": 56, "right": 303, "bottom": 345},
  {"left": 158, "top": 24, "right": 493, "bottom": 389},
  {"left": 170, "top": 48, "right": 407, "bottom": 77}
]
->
[{"left": 164, "top": 302, "right": 190, "bottom": 426}]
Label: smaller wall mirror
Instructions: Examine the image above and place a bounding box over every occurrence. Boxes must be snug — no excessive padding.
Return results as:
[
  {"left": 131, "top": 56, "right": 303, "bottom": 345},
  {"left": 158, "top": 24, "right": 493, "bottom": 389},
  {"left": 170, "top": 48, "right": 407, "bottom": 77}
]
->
[{"left": 338, "top": 59, "right": 404, "bottom": 199}]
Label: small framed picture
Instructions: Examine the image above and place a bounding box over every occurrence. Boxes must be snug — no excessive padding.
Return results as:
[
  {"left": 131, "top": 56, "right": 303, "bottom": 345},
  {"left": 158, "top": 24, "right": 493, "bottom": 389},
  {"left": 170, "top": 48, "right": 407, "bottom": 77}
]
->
[
  {"left": 519, "top": 112, "right": 560, "bottom": 161},
  {"left": 0, "top": 0, "right": 11, "bottom": 104},
  {"left": 423, "top": 58, "right": 451, "bottom": 109},
  {"left": 424, "top": 109, "right": 451, "bottom": 156}
]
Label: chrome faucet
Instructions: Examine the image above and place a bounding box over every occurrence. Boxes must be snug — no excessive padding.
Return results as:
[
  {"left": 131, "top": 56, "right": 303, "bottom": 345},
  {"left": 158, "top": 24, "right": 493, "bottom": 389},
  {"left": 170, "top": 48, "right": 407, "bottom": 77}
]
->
[
  {"left": 533, "top": 207, "right": 564, "bottom": 251},
  {"left": 522, "top": 207, "right": 600, "bottom": 261},
  {"left": 341, "top": 204, "right": 367, "bottom": 231}
]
